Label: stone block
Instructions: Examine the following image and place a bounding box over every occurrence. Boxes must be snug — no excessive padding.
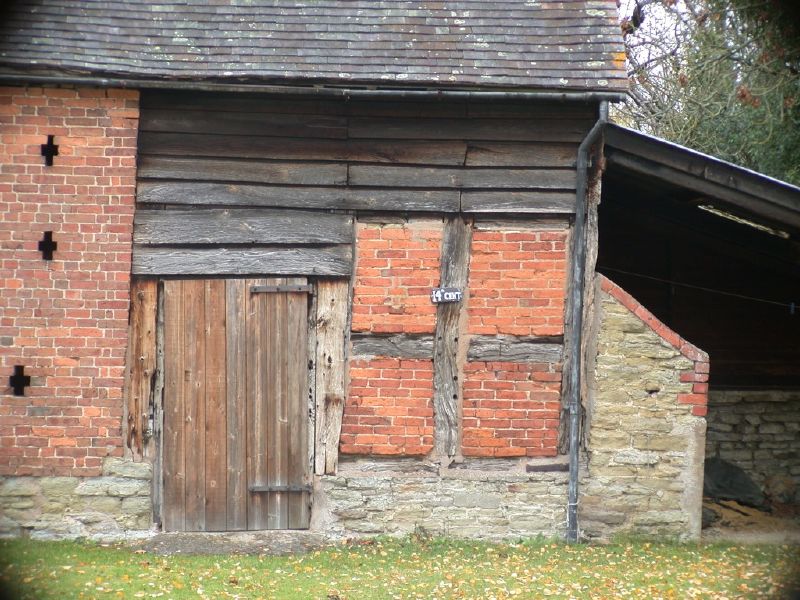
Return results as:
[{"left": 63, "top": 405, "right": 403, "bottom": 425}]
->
[
  {"left": 611, "top": 449, "right": 660, "bottom": 466},
  {"left": 0, "top": 479, "right": 40, "bottom": 497},
  {"left": 102, "top": 458, "right": 152, "bottom": 479}
]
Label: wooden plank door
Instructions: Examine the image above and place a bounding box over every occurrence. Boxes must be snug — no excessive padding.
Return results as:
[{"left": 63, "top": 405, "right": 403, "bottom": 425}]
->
[{"left": 162, "top": 277, "right": 310, "bottom": 531}]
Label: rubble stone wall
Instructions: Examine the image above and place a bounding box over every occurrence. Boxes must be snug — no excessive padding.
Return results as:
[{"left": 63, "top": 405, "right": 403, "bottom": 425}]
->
[
  {"left": 706, "top": 390, "right": 800, "bottom": 504},
  {"left": 0, "top": 457, "right": 151, "bottom": 539},
  {"left": 582, "top": 276, "right": 708, "bottom": 540},
  {"left": 316, "top": 457, "right": 568, "bottom": 540}
]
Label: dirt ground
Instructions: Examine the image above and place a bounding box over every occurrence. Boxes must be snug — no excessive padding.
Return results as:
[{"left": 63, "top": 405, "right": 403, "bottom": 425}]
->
[{"left": 702, "top": 499, "right": 800, "bottom": 544}]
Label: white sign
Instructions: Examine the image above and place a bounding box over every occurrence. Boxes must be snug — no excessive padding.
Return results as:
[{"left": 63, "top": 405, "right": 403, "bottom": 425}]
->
[{"left": 431, "top": 287, "right": 463, "bottom": 304}]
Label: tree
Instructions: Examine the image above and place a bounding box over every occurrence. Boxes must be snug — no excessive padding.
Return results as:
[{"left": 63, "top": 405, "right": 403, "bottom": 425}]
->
[{"left": 615, "top": 0, "right": 800, "bottom": 185}]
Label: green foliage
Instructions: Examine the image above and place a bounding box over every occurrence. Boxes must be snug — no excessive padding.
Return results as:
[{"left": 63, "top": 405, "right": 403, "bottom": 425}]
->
[
  {"left": 1, "top": 536, "right": 798, "bottom": 599},
  {"left": 617, "top": 0, "right": 800, "bottom": 186}
]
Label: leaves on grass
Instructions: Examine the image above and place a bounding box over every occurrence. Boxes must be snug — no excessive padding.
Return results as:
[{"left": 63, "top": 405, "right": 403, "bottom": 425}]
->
[{"left": 0, "top": 537, "right": 798, "bottom": 599}]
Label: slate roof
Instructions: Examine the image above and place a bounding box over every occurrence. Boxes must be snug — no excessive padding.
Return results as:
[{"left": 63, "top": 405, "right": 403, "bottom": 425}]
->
[{"left": 0, "top": 0, "right": 627, "bottom": 93}]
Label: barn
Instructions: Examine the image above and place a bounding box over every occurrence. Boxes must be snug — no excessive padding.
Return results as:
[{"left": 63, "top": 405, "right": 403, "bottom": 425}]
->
[{"left": 0, "top": 1, "right": 797, "bottom": 542}]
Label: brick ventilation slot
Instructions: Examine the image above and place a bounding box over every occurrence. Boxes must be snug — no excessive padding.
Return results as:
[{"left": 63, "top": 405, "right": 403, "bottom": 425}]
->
[
  {"left": 38, "top": 231, "right": 57, "bottom": 260},
  {"left": 40, "top": 134, "right": 59, "bottom": 166},
  {"left": 9, "top": 365, "right": 31, "bottom": 396}
]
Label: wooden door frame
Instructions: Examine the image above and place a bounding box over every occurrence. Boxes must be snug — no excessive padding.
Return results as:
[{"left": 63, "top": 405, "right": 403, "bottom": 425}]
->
[{"left": 125, "top": 276, "right": 351, "bottom": 530}]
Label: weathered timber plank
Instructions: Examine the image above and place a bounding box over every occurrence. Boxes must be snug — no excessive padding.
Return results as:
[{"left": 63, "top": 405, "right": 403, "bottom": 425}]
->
[
  {"left": 139, "top": 133, "right": 468, "bottom": 165},
  {"left": 139, "top": 109, "right": 348, "bottom": 139},
  {"left": 134, "top": 208, "right": 353, "bottom": 246},
  {"left": 225, "top": 279, "right": 247, "bottom": 531},
  {"left": 137, "top": 182, "right": 460, "bottom": 212},
  {"left": 305, "top": 287, "right": 317, "bottom": 523},
  {"left": 433, "top": 217, "right": 472, "bottom": 459},
  {"left": 204, "top": 280, "right": 227, "bottom": 531},
  {"left": 247, "top": 278, "right": 269, "bottom": 530},
  {"left": 151, "top": 282, "right": 165, "bottom": 527},
  {"left": 132, "top": 246, "right": 353, "bottom": 277},
  {"left": 466, "top": 103, "right": 595, "bottom": 120},
  {"left": 266, "top": 278, "right": 285, "bottom": 529},
  {"left": 123, "top": 279, "right": 157, "bottom": 462},
  {"left": 183, "top": 280, "right": 206, "bottom": 531},
  {"left": 286, "top": 277, "right": 310, "bottom": 529},
  {"left": 465, "top": 142, "right": 577, "bottom": 168},
  {"left": 348, "top": 117, "right": 593, "bottom": 142},
  {"left": 461, "top": 191, "right": 576, "bottom": 213},
  {"left": 350, "top": 333, "right": 434, "bottom": 359},
  {"left": 162, "top": 280, "right": 185, "bottom": 531},
  {"left": 348, "top": 165, "right": 576, "bottom": 190},
  {"left": 314, "top": 280, "right": 349, "bottom": 476},
  {"left": 138, "top": 156, "right": 347, "bottom": 186},
  {"left": 467, "top": 335, "right": 564, "bottom": 362},
  {"left": 141, "top": 91, "right": 346, "bottom": 116}
]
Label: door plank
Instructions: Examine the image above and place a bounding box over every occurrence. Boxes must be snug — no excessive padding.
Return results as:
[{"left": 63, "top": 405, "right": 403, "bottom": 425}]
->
[
  {"left": 225, "top": 279, "right": 248, "bottom": 531},
  {"left": 162, "top": 280, "right": 185, "bottom": 531},
  {"left": 204, "top": 280, "right": 227, "bottom": 531},
  {"left": 247, "top": 278, "right": 270, "bottom": 530},
  {"left": 266, "top": 278, "right": 286, "bottom": 529},
  {"left": 287, "top": 277, "right": 310, "bottom": 528},
  {"left": 183, "top": 279, "right": 206, "bottom": 531}
]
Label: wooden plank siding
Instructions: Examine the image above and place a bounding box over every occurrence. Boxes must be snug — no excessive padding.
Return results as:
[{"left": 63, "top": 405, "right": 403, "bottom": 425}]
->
[{"left": 134, "top": 91, "right": 588, "bottom": 277}]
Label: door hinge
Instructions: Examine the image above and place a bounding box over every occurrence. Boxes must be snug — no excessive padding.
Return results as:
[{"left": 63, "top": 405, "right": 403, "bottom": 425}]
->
[
  {"left": 250, "top": 284, "right": 313, "bottom": 294},
  {"left": 248, "top": 484, "right": 312, "bottom": 493}
]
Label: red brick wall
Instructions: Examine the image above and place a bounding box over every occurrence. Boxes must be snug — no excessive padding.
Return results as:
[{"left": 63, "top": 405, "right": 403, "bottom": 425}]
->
[
  {"left": 468, "top": 228, "right": 568, "bottom": 337},
  {"left": 0, "top": 86, "right": 139, "bottom": 476},
  {"left": 462, "top": 361, "right": 561, "bottom": 457},
  {"left": 341, "top": 358, "right": 434, "bottom": 455},
  {"left": 461, "top": 227, "right": 567, "bottom": 457},
  {"left": 351, "top": 220, "right": 443, "bottom": 334}
]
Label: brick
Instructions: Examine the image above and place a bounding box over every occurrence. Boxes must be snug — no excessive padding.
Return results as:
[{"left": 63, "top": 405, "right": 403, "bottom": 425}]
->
[{"left": 0, "top": 86, "right": 137, "bottom": 477}]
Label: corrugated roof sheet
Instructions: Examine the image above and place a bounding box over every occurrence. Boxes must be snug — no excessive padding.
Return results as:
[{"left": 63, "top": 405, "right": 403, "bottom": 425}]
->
[{"left": 0, "top": 0, "right": 627, "bottom": 92}]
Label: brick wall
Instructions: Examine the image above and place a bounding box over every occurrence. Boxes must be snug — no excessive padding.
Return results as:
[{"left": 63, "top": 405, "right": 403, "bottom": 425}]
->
[
  {"left": 341, "top": 358, "right": 434, "bottom": 455},
  {"left": 0, "top": 86, "right": 139, "bottom": 477},
  {"left": 462, "top": 227, "right": 567, "bottom": 457},
  {"left": 462, "top": 362, "right": 561, "bottom": 457},
  {"left": 468, "top": 228, "right": 567, "bottom": 337},
  {"left": 344, "top": 219, "right": 442, "bottom": 456},
  {"left": 351, "top": 220, "right": 443, "bottom": 335}
]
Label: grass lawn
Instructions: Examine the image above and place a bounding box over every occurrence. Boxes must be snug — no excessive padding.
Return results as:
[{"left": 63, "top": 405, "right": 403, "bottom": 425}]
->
[{"left": 0, "top": 536, "right": 798, "bottom": 599}]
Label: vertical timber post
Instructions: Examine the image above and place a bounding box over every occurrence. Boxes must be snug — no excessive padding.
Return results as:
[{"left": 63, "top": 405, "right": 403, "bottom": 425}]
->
[{"left": 433, "top": 216, "right": 472, "bottom": 460}]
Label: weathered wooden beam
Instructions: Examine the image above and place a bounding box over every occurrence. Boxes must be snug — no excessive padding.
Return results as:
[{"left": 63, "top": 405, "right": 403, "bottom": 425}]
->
[
  {"left": 123, "top": 279, "right": 157, "bottom": 462},
  {"left": 348, "top": 165, "right": 576, "bottom": 190},
  {"left": 433, "top": 216, "right": 472, "bottom": 459},
  {"left": 136, "top": 182, "right": 460, "bottom": 212},
  {"left": 134, "top": 208, "right": 353, "bottom": 246},
  {"left": 467, "top": 335, "right": 564, "bottom": 362},
  {"left": 139, "top": 133, "right": 468, "bottom": 166},
  {"left": 461, "top": 191, "right": 576, "bottom": 214},
  {"left": 351, "top": 333, "right": 435, "bottom": 359},
  {"left": 139, "top": 109, "right": 348, "bottom": 139},
  {"left": 314, "top": 280, "right": 350, "bottom": 475},
  {"left": 465, "top": 142, "right": 577, "bottom": 168},
  {"left": 137, "top": 156, "right": 347, "bottom": 186},
  {"left": 132, "top": 246, "right": 353, "bottom": 277},
  {"left": 349, "top": 117, "right": 593, "bottom": 142}
]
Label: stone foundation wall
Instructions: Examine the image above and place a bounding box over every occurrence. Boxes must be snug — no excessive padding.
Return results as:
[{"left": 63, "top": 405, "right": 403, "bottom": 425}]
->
[
  {"left": 581, "top": 276, "right": 707, "bottom": 541},
  {"left": 706, "top": 390, "right": 800, "bottom": 504},
  {"left": 0, "top": 457, "right": 151, "bottom": 540},
  {"left": 315, "top": 457, "right": 568, "bottom": 540}
]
